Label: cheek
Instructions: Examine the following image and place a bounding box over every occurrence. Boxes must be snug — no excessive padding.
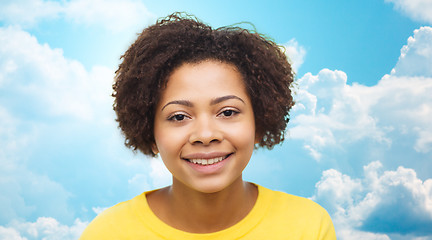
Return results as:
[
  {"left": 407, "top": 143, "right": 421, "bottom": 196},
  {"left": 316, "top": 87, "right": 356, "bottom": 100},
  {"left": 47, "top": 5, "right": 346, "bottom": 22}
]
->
[
  {"left": 227, "top": 121, "right": 256, "bottom": 149},
  {"left": 154, "top": 127, "right": 187, "bottom": 157},
  {"left": 154, "top": 130, "right": 181, "bottom": 171}
]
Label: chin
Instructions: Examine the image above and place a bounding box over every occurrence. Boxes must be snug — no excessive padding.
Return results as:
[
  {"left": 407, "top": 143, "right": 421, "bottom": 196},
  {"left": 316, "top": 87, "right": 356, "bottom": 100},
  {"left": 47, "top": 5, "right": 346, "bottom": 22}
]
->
[
  {"left": 189, "top": 178, "right": 241, "bottom": 194},
  {"left": 200, "top": 188, "right": 226, "bottom": 194},
  {"left": 192, "top": 184, "right": 227, "bottom": 194}
]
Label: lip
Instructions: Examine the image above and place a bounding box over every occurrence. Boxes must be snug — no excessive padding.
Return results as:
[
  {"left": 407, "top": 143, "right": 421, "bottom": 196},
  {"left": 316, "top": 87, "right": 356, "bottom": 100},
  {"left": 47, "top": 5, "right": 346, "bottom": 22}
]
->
[
  {"left": 182, "top": 152, "right": 234, "bottom": 174},
  {"left": 182, "top": 152, "right": 233, "bottom": 160}
]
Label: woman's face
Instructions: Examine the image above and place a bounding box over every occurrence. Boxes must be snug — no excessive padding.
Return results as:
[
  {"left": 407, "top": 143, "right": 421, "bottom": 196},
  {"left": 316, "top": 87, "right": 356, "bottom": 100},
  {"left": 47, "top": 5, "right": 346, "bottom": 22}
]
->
[{"left": 153, "top": 60, "right": 256, "bottom": 193}]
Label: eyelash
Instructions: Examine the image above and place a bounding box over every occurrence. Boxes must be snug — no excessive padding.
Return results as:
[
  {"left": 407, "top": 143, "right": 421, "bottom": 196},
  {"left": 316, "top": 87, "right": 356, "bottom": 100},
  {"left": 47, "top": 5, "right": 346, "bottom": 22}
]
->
[
  {"left": 217, "top": 108, "right": 240, "bottom": 118},
  {"left": 167, "top": 112, "right": 190, "bottom": 122},
  {"left": 166, "top": 108, "right": 239, "bottom": 122}
]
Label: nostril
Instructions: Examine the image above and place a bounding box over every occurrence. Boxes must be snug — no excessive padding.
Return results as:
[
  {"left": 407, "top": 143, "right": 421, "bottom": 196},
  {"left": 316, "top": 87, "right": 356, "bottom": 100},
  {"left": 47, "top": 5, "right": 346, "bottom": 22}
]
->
[
  {"left": 191, "top": 138, "right": 220, "bottom": 145},
  {"left": 192, "top": 140, "right": 204, "bottom": 145},
  {"left": 188, "top": 125, "right": 224, "bottom": 145},
  {"left": 190, "top": 137, "right": 222, "bottom": 146}
]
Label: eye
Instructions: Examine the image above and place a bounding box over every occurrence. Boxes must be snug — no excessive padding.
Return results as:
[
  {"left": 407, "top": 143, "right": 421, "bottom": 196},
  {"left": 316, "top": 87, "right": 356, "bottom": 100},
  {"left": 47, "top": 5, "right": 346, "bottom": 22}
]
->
[
  {"left": 218, "top": 109, "right": 239, "bottom": 118},
  {"left": 168, "top": 113, "right": 189, "bottom": 122}
]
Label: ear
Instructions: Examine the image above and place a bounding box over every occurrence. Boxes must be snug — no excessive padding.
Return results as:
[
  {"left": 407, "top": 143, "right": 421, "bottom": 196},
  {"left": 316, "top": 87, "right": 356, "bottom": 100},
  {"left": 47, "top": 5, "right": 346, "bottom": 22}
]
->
[{"left": 151, "top": 143, "right": 159, "bottom": 155}]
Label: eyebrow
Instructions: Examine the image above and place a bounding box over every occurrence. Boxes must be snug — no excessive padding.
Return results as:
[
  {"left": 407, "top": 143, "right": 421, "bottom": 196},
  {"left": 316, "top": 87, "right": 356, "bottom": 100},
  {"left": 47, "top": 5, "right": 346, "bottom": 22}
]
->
[
  {"left": 161, "top": 100, "right": 192, "bottom": 111},
  {"left": 161, "top": 95, "right": 245, "bottom": 111},
  {"left": 210, "top": 95, "right": 245, "bottom": 105}
]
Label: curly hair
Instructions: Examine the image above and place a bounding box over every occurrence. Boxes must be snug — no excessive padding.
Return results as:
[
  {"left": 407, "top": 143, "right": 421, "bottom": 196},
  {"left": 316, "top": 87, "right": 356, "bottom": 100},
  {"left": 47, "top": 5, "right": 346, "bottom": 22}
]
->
[{"left": 113, "top": 12, "right": 294, "bottom": 157}]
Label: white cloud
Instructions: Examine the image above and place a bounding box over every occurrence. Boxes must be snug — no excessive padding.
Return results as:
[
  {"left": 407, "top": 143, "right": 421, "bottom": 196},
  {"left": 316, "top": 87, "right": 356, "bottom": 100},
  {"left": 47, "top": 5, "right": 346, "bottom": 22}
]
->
[
  {"left": 301, "top": 28, "right": 432, "bottom": 237},
  {"left": 0, "top": 226, "right": 26, "bottom": 240},
  {"left": 391, "top": 26, "right": 432, "bottom": 77},
  {"left": 337, "top": 227, "right": 391, "bottom": 240},
  {"left": 0, "top": 0, "right": 155, "bottom": 32},
  {"left": 125, "top": 154, "right": 171, "bottom": 193},
  {"left": 0, "top": 26, "right": 117, "bottom": 224},
  {"left": 64, "top": 0, "right": 155, "bottom": 32},
  {"left": 385, "top": 0, "right": 432, "bottom": 24},
  {"left": 0, "top": 0, "right": 62, "bottom": 27},
  {"left": 0, "top": 26, "right": 114, "bottom": 122},
  {"left": 312, "top": 162, "right": 432, "bottom": 239},
  {"left": 149, "top": 157, "right": 172, "bottom": 189},
  {"left": 127, "top": 172, "right": 154, "bottom": 197},
  {"left": 362, "top": 74, "right": 432, "bottom": 153},
  {"left": 282, "top": 39, "right": 306, "bottom": 73},
  {"left": 0, "top": 217, "right": 87, "bottom": 240},
  {"left": 311, "top": 168, "right": 363, "bottom": 214},
  {"left": 0, "top": 107, "right": 30, "bottom": 163},
  {"left": 0, "top": 104, "right": 75, "bottom": 224},
  {"left": 0, "top": 168, "right": 75, "bottom": 224},
  {"left": 0, "top": 2, "right": 164, "bottom": 233},
  {"left": 1, "top": 25, "right": 168, "bottom": 227},
  {"left": 91, "top": 207, "right": 108, "bottom": 215},
  {"left": 290, "top": 26, "right": 432, "bottom": 160},
  {"left": 289, "top": 69, "right": 389, "bottom": 160}
]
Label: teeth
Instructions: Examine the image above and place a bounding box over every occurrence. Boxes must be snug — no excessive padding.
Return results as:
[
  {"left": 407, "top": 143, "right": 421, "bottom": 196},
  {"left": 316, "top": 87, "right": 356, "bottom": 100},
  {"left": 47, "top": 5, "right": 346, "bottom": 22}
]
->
[{"left": 189, "top": 156, "right": 224, "bottom": 165}]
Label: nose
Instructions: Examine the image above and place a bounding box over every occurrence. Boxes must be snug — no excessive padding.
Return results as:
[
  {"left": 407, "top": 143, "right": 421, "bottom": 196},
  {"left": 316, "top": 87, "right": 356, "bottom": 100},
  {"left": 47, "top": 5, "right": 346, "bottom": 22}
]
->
[{"left": 188, "top": 116, "right": 223, "bottom": 145}]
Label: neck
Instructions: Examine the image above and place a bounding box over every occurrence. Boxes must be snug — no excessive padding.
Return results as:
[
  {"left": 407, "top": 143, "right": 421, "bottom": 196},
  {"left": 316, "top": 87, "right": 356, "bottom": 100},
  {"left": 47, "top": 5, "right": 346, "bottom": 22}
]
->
[{"left": 149, "top": 176, "right": 257, "bottom": 233}]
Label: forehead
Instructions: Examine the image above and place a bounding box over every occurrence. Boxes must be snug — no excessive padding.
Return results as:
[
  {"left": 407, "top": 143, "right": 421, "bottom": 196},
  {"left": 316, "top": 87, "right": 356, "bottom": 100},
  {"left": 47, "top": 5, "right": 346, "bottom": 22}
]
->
[{"left": 158, "top": 60, "right": 250, "bottom": 105}]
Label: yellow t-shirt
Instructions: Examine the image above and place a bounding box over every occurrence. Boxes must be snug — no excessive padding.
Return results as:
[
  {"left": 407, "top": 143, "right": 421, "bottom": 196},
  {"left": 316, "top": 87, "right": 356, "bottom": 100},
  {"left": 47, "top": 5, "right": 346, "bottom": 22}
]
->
[{"left": 80, "top": 185, "right": 336, "bottom": 239}]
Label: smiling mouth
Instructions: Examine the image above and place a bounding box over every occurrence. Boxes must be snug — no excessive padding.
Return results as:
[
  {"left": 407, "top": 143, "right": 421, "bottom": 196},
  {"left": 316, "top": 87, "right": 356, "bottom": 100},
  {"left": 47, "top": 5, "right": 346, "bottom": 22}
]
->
[{"left": 183, "top": 153, "right": 233, "bottom": 166}]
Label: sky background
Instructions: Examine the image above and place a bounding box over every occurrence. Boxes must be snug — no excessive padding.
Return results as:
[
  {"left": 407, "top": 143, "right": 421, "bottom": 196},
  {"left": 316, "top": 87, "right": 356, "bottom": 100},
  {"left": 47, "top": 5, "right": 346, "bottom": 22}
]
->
[{"left": 0, "top": 0, "right": 431, "bottom": 239}]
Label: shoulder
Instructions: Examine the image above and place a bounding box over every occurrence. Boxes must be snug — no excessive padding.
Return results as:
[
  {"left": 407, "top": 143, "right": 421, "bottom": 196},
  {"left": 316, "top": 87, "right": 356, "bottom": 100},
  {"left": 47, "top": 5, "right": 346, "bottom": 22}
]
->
[
  {"left": 259, "top": 185, "right": 327, "bottom": 213},
  {"left": 272, "top": 188, "right": 328, "bottom": 215},
  {"left": 257, "top": 185, "right": 336, "bottom": 239},
  {"left": 79, "top": 193, "right": 146, "bottom": 239}
]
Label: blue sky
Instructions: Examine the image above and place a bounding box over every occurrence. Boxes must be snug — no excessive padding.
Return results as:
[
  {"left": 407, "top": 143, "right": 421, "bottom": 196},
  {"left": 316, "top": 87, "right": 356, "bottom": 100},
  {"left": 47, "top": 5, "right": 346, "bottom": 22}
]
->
[{"left": 0, "top": 0, "right": 431, "bottom": 239}]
